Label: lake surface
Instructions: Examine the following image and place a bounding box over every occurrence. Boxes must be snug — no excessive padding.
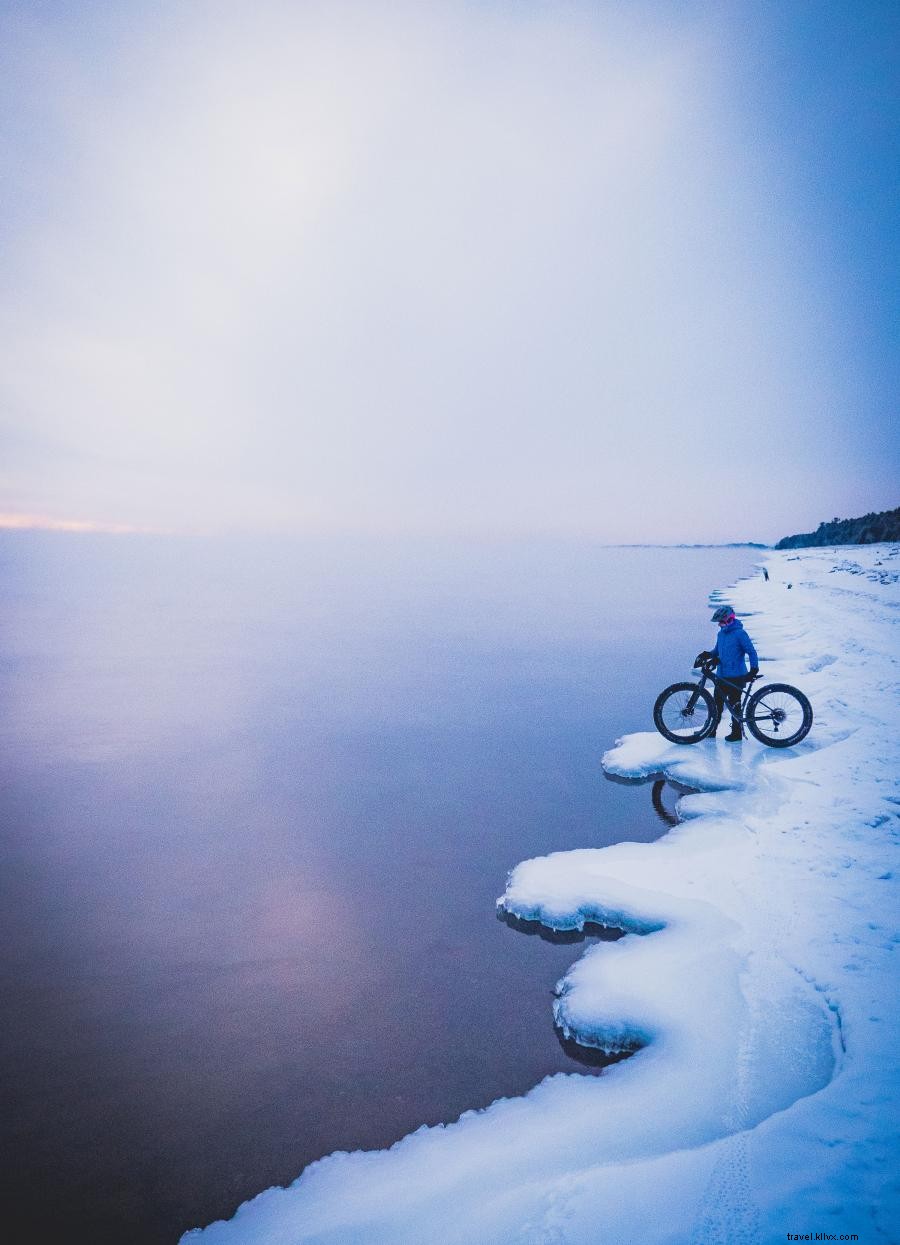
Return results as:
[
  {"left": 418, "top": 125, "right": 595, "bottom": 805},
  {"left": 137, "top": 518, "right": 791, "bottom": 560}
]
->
[{"left": 0, "top": 535, "right": 756, "bottom": 1243}]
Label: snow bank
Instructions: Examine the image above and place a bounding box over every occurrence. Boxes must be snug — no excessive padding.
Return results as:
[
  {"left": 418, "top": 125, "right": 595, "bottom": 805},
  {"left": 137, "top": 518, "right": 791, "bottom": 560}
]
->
[{"left": 182, "top": 545, "right": 900, "bottom": 1244}]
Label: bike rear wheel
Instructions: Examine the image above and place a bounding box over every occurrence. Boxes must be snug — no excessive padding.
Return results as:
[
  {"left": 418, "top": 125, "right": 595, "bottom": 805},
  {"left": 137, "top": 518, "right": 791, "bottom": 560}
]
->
[
  {"left": 653, "top": 682, "right": 716, "bottom": 744},
  {"left": 746, "top": 683, "right": 812, "bottom": 748}
]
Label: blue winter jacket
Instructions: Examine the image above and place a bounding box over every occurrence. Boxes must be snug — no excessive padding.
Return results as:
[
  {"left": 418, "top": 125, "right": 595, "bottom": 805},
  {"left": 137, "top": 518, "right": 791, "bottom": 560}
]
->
[{"left": 713, "top": 620, "right": 759, "bottom": 677}]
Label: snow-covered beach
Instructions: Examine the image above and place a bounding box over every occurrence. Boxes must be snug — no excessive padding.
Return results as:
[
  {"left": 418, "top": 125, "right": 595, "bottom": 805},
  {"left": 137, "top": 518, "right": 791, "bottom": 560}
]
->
[{"left": 184, "top": 544, "right": 899, "bottom": 1244}]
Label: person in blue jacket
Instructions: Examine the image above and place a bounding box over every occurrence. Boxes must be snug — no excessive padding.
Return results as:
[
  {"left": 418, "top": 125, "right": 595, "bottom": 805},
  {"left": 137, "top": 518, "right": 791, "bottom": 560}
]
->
[{"left": 695, "top": 604, "right": 759, "bottom": 741}]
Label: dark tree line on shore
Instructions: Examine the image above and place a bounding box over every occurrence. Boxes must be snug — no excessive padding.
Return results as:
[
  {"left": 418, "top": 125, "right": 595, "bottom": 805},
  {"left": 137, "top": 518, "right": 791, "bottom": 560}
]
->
[{"left": 776, "top": 505, "right": 900, "bottom": 549}]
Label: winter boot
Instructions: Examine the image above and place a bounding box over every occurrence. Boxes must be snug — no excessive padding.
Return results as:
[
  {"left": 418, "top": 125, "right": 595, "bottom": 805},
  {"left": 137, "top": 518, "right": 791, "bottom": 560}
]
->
[{"left": 725, "top": 727, "right": 743, "bottom": 742}]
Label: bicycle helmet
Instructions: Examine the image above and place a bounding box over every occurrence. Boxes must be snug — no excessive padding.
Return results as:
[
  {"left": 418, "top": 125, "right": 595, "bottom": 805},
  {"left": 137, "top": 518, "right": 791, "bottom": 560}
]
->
[{"left": 711, "top": 604, "right": 735, "bottom": 622}]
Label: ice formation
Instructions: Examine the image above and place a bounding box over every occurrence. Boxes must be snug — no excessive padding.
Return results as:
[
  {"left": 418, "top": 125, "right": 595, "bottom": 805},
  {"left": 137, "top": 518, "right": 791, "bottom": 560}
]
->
[{"left": 183, "top": 545, "right": 900, "bottom": 1244}]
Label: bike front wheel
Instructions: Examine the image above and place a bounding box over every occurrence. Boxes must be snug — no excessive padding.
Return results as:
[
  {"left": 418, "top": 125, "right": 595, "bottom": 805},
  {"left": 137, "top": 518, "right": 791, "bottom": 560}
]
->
[
  {"left": 653, "top": 682, "right": 716, "bottom": 744},
  {"left": 746, "top": 683, "right": 812, "bottom": 748}
]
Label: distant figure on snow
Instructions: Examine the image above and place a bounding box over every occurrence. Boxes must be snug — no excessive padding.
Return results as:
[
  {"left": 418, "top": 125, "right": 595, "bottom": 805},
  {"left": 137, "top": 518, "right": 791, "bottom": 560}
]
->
[
  {"left": 695, "top": 605, "right": 759, "bottom": 742},
  {"left": 763, "top": 567, "right": 769, "bottom": 581}
]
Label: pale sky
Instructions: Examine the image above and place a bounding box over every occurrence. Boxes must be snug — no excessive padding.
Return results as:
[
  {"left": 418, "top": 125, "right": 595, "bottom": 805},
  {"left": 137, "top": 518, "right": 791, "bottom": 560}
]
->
[{"left": 1, "top": 0, "right": 897, "bottom": 544}]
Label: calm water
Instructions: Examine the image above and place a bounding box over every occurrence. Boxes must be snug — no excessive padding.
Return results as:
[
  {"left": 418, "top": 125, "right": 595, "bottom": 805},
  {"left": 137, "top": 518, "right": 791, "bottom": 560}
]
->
[{"left": 0, "top": 535, "right": 756, "bottom": 1243}]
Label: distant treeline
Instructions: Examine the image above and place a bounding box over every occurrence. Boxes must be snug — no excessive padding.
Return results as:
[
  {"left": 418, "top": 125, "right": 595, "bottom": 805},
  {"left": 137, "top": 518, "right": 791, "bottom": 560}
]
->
[{"left": 776, "top": 506, "right": 900, "bottom": 549}]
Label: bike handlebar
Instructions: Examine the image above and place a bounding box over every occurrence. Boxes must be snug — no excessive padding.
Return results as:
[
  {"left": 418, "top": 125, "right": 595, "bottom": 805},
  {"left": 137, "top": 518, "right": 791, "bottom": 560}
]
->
[{"left": 693, "top": 660, "right": 759, "bottom": 682}]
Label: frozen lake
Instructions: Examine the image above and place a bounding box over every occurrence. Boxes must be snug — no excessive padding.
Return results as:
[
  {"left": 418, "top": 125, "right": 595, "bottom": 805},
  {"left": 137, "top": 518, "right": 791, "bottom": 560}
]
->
[{"left": 0, "top": 535, "right": 757, "bottom": 1243}]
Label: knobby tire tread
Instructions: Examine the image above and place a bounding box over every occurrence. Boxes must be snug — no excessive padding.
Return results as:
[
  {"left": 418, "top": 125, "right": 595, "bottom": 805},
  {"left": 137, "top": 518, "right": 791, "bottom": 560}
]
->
[
  {"left": 653, "top": 682, "right": 716, "bottom": 745},
  {"left": 746, "top": 682, "right": 813, "bottom": 748}
]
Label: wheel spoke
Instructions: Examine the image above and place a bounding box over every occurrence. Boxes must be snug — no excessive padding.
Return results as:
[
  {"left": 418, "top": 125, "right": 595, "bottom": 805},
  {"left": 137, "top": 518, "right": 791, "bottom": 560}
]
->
[
  {"left": 748, "top": 685, "right": 811, "bottom": 746},
  {"left": 660, "top": 687, "right": 713, "bottom": 737},
  {"left": 655, "top": 683, "right": 720, "bottom": 744}
]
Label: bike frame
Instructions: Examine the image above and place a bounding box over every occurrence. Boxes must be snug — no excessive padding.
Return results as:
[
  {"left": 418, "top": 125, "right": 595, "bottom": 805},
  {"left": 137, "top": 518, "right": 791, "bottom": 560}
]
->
[{"left": 689, "top": 663, "right": 757, "bottom": 725}]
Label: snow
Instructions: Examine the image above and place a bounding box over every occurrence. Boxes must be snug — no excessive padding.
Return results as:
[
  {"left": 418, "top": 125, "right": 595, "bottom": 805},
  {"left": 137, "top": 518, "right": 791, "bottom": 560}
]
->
[{"left": 182, "top": 544, "right": 900, "bottom": 1244}]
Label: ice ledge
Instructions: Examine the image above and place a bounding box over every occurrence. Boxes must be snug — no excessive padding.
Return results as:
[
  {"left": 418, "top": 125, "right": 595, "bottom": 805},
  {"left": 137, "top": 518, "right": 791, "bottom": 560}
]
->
[
  {"left": 601, "top": 729, "right": 778, "bottom": 791},
  {"left": 497, "top": 832, "right": 837, "bottom": 1105}
]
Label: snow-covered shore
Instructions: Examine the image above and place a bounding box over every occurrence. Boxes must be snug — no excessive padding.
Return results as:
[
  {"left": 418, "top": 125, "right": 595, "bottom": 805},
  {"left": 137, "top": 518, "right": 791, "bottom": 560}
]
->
[{"left": 183, "top": 545, "right": 899, "bottom": 1244}]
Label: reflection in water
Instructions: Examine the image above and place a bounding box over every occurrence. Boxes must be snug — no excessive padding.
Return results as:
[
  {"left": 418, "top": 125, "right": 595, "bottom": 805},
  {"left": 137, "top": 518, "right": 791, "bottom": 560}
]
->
[
  {"left": 602, "top": 770, "right": 690, "bottom": 829},
  {"left": 498, "top": 914, "right": 638, "bottom": 1072},
  {"left": 497, "top": 910, "right": 624, "bottom": 944},
  {"left": 651, "top": 778, "right": 680, "bottom": 827},
  {"left": 555, "top": 1028, "right": 639, "bottom": 1068}
]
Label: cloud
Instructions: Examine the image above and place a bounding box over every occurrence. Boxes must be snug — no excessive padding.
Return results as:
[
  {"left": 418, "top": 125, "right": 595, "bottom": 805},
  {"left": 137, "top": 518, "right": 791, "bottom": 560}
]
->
[{"left": 0, "top": 0, "right": 886, "bottom": 540}]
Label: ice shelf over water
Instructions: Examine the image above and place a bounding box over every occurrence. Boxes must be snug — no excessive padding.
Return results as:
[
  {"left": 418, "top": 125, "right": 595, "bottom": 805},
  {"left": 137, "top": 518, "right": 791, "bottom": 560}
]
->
[{"left": 183, "top": 545, "right": 900, "bottom": 1244}]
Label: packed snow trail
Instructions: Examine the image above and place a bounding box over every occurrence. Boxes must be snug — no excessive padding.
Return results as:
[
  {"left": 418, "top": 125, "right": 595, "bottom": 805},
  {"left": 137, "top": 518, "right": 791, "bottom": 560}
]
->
[{"left": 183, "top": 545, "right": 900, "bottom": 1244}]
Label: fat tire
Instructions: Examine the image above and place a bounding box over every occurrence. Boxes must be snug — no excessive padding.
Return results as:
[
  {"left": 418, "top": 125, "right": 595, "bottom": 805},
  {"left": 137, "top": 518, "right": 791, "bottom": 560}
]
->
[
  {"left": 746, "top": 682, "right": 812, "bottom": 748},
  {"left": 653, "top": 682, "right": 716, "bottom": 745}
]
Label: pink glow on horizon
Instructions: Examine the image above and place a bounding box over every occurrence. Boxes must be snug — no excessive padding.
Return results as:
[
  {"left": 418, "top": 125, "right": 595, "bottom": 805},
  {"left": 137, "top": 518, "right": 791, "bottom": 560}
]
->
[{"left": 0, "top": 512, "right": 170, "bottom": 535}]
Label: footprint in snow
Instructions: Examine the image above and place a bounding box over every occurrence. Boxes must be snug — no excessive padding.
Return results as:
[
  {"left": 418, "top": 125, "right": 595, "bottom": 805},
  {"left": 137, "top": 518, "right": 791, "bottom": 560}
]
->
[{"left": 807, "top": 654, "right": 838, "bottom": 672}]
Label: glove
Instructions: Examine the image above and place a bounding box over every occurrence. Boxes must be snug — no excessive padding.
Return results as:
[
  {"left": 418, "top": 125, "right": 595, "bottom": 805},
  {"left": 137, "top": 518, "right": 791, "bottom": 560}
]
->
[
  {"left": 749, "top": 667, "right": 759, "bottom": 679},
  {"left": 693, "top": 651, "right": 710, "bottom": 667}
]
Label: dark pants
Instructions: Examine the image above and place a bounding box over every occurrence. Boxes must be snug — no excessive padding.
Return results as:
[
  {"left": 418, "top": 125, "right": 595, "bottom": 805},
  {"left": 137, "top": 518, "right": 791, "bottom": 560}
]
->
[{"left": 714, "top": 674, "right": 749, "bottom": 734}]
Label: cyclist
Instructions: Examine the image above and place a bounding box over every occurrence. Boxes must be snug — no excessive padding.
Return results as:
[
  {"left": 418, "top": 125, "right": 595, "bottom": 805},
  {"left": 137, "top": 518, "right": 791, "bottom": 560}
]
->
[{"left": 695, "top": 605, "right": 760, "bottom": 742}]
